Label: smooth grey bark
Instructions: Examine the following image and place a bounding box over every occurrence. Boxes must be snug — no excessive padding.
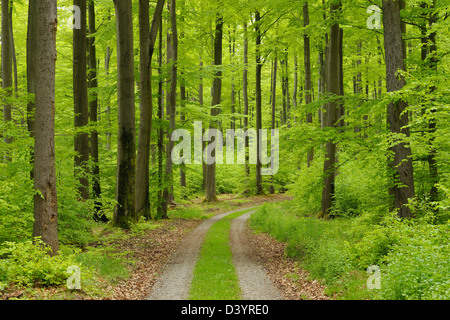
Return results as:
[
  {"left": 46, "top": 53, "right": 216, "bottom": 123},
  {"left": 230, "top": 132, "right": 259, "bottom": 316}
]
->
[
  {"left": 33, "top": 0, "right": 59, "bottom": 255},
  {"left": 382, "top": 0, "right": 415, "bottom": 218}
]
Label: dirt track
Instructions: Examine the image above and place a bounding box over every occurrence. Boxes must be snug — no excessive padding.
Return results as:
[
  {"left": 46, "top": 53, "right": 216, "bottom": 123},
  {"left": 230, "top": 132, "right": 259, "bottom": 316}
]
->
[{"left": 147, "top": 207, "right": 282, "bottom": 300}]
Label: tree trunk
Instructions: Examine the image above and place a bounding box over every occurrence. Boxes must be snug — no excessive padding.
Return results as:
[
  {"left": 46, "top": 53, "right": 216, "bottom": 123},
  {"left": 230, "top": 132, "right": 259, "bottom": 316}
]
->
[
  {"left": 105, "top": 45, "right": 112, "bottom": 151},
  {"left": 269, "top": 55, "right": 277, "bottom": 195},
  {"left": 243, "top": 23, "right": 250, "bottom": 180},
  {"left": 88, "top": 0, "right": 107, "bottom": 222},
  {"left": 27, "top": 0, "right": 37, "bottom": 179},
  {"left": 180, "top": 82, "right": 187, "bottom": 188},
  {"left": 2, "top": 0, "right": 13, "bottom": 161},
  {"left": 205, "top": 13, "right": 223, "bottom": 202},
  {"left": 73, "top": 0, "right": 90, "bottom": 200},
  {"left": 33, "top": 0, "right": 59, "bottom": 255},
  {"left": 199, "top": 60, "right": 207, "bottom": 190},
  {"left": 230, "top": 28, "right": 236, "bottom": 131},
  {"left": 113, "top": 0, "right": 137, "bottom": 228},
  {"left": 382, "top": 0, "right": 415, "bottom": 218},
  {"left": 161, "top": 0, "right": 178, "bottom": 216},
  {"left": 156, "top": 17, "right": 165, "bottom": 218},
  {"left": 420, "top": 1, "right": 439, "bottom": 207},
  {"left": 255, "top": 11, "right": 263, "bottom": 195},
  {"left": 304, "top": 1, "right": 313, "bottom": 167},
  {"left": 136, "top": 0, "right": 165, "bottom": 220},
  {"left": 320, "top": 2, "right": 342, "bottom": 219}
]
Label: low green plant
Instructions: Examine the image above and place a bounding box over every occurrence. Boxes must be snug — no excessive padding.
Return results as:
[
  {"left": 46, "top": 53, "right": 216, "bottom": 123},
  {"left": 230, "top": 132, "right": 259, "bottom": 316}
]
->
[{"left": 0, "top": 238, "right": 78, "bottom": 287}]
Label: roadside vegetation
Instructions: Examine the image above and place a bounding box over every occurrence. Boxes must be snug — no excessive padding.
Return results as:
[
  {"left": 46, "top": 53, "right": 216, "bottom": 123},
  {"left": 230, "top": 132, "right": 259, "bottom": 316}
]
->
[{"left": 249, "top": 201, "right": 450, "bottom": 300}]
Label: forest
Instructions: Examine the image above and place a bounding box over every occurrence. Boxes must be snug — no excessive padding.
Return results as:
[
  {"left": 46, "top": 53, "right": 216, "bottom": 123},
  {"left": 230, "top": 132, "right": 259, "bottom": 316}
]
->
[{"left": 0, "top": 0, "right": 449, "bottom": 301}]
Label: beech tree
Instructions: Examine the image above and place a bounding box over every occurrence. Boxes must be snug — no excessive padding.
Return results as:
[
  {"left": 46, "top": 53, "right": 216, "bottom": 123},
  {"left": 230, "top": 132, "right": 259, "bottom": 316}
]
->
[
  {"left": 73, "top": 0, "right": 90, "bottom": 200},
  {"left": 205, "top": 12, "right": 224, "bottom": 202},
  {"left": 113, "top": 0, "right": 137, "bottom": 228},
  {"left": 136, "top": 0, "right": 165, "bottom": 220},
  {"left": 320, "top": 1, "right": 342, "bottom": 219},
  {"left": 382, "top": 0, "right": 415, "bottom": 218},
  {"left": 2, "top": 0, "right": 13, "bottom": 161},
  {"left": 160, "top": 0, "right": 178, "bottom": 216},
  {"left": 32, "top": 0, "right": 59, "bottom": 254}
]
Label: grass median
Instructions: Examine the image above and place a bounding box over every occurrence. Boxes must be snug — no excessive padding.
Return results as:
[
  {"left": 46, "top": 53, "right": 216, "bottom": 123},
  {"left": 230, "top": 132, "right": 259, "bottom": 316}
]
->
[{"left": 189, "top": 208, "right": 256, "bottom": 300}]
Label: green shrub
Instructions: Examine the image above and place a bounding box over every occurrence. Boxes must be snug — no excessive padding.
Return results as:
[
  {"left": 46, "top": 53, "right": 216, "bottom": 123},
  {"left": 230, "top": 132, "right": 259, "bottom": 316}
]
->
[
  {"left": 374, "top": 222, "right": 450, "bottom": 300},
  {"left": 0, "top": 239, "right": 78, "bottom": 287},
  {"left": 377, "top": 243, "right": 450, "bottom": 300},
  {"left": 349, "top": 225, "right": 400, "bottom": 270}
]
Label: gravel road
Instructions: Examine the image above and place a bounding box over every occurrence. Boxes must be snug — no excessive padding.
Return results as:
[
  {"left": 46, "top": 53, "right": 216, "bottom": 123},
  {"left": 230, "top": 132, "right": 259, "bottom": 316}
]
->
[{"left": 147, "top": 207, "right": 282, "bottom": 300}]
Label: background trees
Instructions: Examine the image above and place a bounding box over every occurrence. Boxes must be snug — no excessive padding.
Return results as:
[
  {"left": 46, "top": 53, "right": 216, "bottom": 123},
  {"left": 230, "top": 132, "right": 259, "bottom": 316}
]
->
[{"left": 0, "top": 0, "right": 448, "bottom": 247}]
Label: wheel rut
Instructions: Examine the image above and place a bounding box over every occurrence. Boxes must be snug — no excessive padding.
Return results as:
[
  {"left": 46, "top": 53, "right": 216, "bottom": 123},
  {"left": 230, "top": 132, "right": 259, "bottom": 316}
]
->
[{"left": 148, "top": 207, "right": 276, "bottom": 300}]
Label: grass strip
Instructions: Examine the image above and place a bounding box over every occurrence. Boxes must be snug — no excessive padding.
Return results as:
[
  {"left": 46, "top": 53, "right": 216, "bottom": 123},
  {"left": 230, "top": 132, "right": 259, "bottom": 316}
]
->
[{"left": 189, "top": 208, "right": 256, "bottom": 300}]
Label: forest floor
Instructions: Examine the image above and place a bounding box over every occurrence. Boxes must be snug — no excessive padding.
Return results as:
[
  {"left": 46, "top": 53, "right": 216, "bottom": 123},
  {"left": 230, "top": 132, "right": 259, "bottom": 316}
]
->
[
  {"left": 112, "top": 193, "right": 329, "bottom": 300},
  {"left": 1, "top": 193, "right": 329, "bottom": 300}
]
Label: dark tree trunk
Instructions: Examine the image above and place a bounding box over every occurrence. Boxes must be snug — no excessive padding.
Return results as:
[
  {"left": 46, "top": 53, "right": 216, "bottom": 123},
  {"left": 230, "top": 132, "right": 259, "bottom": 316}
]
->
[
  {"left": 243, "top": 23, "right": 250, "bottom": 179},
  {"left": 205, "top": 13, "right": 223, "bottom": 202},
  {"left": 269, "top": 55, "right": 277, "bottom": 194},
  {"left": 2, "top": 0, "right": 13, "bottom": 161},
  {"left": 136, "top": 0, "right": 165, "bottom": 220},
  {"left": 255, "top": 11, "right": 263, "bottom": 195},
  {"left": 382, "top": 0, "right": 415, "bottom": 218},
  {"left": 156, "top": 17, "right": 165, "bottom": 218},
  {"left": 199, "top": 60, "right": 207, "bottom": 190},
  {"left": 73, "top": 0, "right": 90, "bottom": 200},
  {"left": 320, "top": 2, "right": 342, "bottom": 219},
  {"left": 27, "top": 0, "right": 37, "bottom": 179},
  {"left": 113, "top": 0, "right": 137, "bottom": 227},
  {"left": 88, "top": 0, "right": 107, "bottom": 222},
  {"left": 33, "top": 0, "right": 59, "bottom": 255},
  {"left": 105, "top": 45, "right": 112, "bottom": 151},
  {"left": 420, "top": 1, "right": 439, "bottom": 207},
  {"left": 161, "top": 0, "right": 178, "bottom": 216},
  {"left": 304, "top": 1, "right": 313, "bottom": 167},
  {"left": 180, "top": 79, "right": 187, "bottom": 188}
]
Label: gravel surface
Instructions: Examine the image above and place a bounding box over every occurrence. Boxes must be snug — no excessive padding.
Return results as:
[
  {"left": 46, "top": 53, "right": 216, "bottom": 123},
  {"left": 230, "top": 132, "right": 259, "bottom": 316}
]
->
[
  {"left": 230, "top": 212, "right": 283, "bottom": 300},
  {"left": 147, "top": 207, "right": 260, "bottom": 300}
]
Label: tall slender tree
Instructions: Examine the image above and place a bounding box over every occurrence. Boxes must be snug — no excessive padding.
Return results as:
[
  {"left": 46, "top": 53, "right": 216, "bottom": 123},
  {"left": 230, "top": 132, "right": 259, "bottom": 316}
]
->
[
  {"left": 320, "top": 1, "right": 342, "bottom": 219},
  {"left": 255, "top": 10, "right": 263, "bottom": 195},
  {"left": 27, "top": 0, "right": 37, "bottom": 179},
  {"left": 242, "top": 22, "right": 250, "bottom": 180},
  {"left": 161, "top": 0, "right": 178, "bottom": 216},
  {"left": 156, "top": 17, "right": 165, "bottom": 218},
  {"left": 420, "top": 1, "right": 439, "bottom": 207},
  {"left": 269, "top": 54, "right": 277, "bottom": 194},
  {"left": 2, "top": 0, "right": 13, "bottom": 161},
  {"left": 88, "top": 0, "right": 107, "bottom": 222},
  {"left": 73, "top": 0, "right": 90, "bottom": 200},
  {"left": 113, "top": 0, "right": 137, "bottom": 227},
  {"left": 136, "top": 0, "right": 165, "bottom": 220},
  {"left": 382, "top": 0, "right": 415, "bottom": 218},
  {"left": 33, "top": 0, "right": 59, "bottom": 254},
  {"left": 304, "top": 1, "right": 313, "bottom": 167},
  {"left": 205, "top": 12, "right": 224, "bottom": 202}
]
